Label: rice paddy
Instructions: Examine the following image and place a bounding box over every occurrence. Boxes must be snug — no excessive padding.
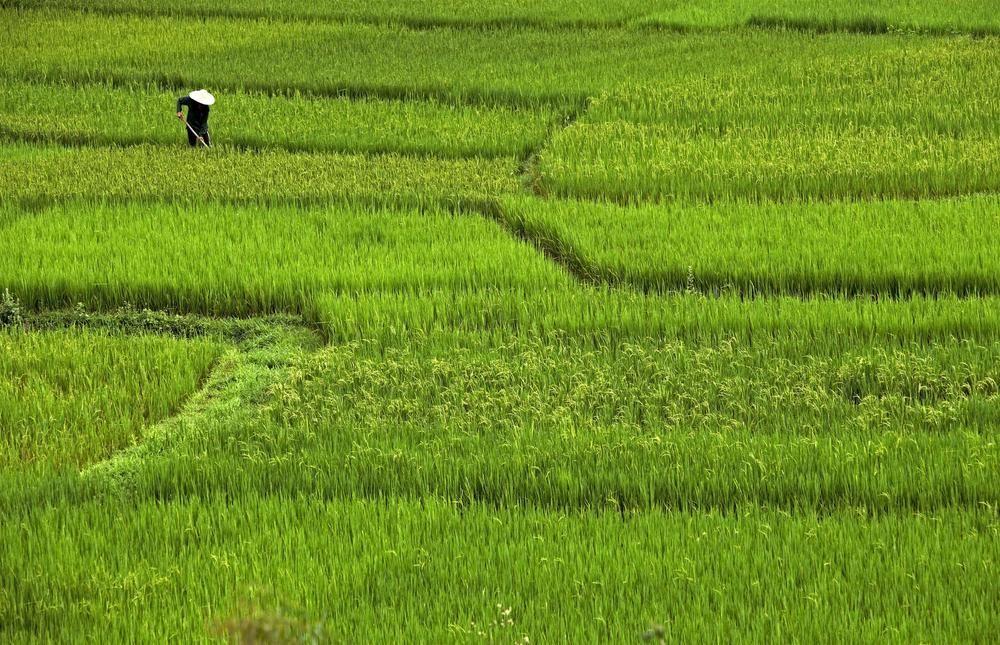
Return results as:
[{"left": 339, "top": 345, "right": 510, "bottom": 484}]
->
[{"left": 2, "top": 1, "right": 998, "bottom": 642}]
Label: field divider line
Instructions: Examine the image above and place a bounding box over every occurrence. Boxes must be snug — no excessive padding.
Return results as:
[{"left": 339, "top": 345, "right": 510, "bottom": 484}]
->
[
  {"left": 478, "top": 200, "right": 604, "bottom": 288},
  {"left": 478, "top": 96, "right": 613, "bottom": 286},
  {"left": 517, "top": 97, "right": 591, "bottom": 198},
  {"left": 742, "top": 14, "right": 1000, "bottom": 38}
]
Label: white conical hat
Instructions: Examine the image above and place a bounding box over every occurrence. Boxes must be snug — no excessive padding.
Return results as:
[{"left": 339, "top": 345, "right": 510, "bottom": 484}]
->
[{"left": 189, "top": 89, "right": 215, "bottom": 106}]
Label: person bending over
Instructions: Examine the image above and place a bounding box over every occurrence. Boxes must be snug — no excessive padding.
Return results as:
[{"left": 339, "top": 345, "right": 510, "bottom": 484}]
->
[{"left": 176, "top": 89, "right": 215, "bottom": 147}]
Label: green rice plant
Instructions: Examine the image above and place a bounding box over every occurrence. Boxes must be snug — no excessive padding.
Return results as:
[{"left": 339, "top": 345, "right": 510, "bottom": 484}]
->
[
  {"left": 0, "top": 202, "right": 570, "bottom": 316},
  {"left": 312, "top": 289, "right": 1000, "bottom": 345},
  {"left": 111, "top": 329, "right": 996, "bottom": 511},
  {"left": 0, "top": 143, "right": 519, "bottom": 208},
  {"left": 47, "top": 311, "right": 996, "bottom": 512},
  {"left": 0, "top": 0, "right": 681, "bottom": 27},
  {"left": 3, "top": 498, "right": 997, "bottom": 642},
  {"left": 0, "top": 328, "right": 221, "bottom": 470},
  {"left": 8, "top": 0, "right": 1000, "bottom": 33},
  {"left": 536, "top": 38, "right": 1000, "bottom": 201},
  {"left": 500, "top": 195, "right": 1000, "bottom": 296},
  {"left": 0, "top": 81, "right": 560, "bottom": 158},
  {"left": 586, "top": 51, "right": 1000, "bottom": 137},
  {"left": 640, "top": 0, "right": 1000, "bottom": 35},
  {"left": 0, "top": 9, "right": 914, "bottom": 106},
  {"left": 539, "top": 122, "right": 1000, "bottom": 202}
]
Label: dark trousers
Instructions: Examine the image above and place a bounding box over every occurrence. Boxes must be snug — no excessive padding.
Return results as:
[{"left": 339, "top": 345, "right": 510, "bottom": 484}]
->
[{"left": 187, "top": 128, "right": 211, "bottom": 147}]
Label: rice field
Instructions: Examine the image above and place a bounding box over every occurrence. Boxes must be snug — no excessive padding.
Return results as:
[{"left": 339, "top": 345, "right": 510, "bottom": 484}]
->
[
  {"left": 0, "top": 328, "right": 221, "bottom": 470},
  {"left": 1, "top": 143, "right": 518, "bottom": 208},
  {"left": 0, "top": 81, "right": 560, "bottom": 158},
  {"left": 7, "top": 0, "right": 1000, "bottom": 33},
  {"left": 2, "top": 1, "right": 998, "bottom": 642},
  {"left": 502, "top": 195, "right": 1000, "bottom": 295},
  {"left": 0, "top": 202, "right": 570, "bottom": 315}
]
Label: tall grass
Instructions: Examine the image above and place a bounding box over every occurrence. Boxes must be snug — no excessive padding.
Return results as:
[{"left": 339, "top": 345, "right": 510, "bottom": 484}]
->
[
  {"left": 0, "top": 328, "right": 221, "bottom": 469},
  {"left": 587, "top": 61, "right": 1000, "bottom": 136},
  {"left": 541, "top": 123, "right": 1000, "bottom": 202},
  {"left": 501, "top": 195, "right": 1000, "bottom": 296},
  {"left": 4, "top": 4, "right": 1000, "bottom": 641},
  {"left": 0, "top": 202, "right": 570, "bottom": 316},
  {"left": 0, "top": 81, "right": 560, "bottom": 158}
]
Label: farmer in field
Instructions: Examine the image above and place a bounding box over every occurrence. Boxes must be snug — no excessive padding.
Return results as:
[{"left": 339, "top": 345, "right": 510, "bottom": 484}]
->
[{"left": 176, "top": 89, "right": 215, "bottom": 148}]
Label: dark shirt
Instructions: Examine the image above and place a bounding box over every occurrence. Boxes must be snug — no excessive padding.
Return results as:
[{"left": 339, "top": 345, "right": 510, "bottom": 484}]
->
[{"left": 177, "top": 96, "right": 210, "bottom": 133}]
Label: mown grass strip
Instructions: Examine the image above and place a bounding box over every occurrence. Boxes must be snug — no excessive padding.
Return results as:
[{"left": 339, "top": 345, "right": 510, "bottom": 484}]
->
[
  {"left": 0, "top": 308, "right": 321, "bottom": 504},
  {"left": 3, "top": 498, "right": 997, "bottom": 641},
  {"left": 500, "top": 195, "right": 1000, "bottom": 296}
]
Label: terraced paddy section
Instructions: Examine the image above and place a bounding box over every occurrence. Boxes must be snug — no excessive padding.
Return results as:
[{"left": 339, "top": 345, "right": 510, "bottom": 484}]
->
[
  {"left": 540, "top": 124, "right": 1000, "bottom": 201},
  {"left": 0, "top": 144, "right": 519, "bottom": 208},
  {"left": 0, "top": 81, "right": 561, "bottom": 159},
  {"left": 641, "top": 0, "right": 1000, "bottom": 34},
  {"left": 0, "top": 9, "right": 928, "bottom": 105},
  {"left": 2, "top": 498, "right": 996, "bottom": 642},
  {"left": 67, "top": 327, "right": 999, "bottom": 512},
  {"left": 501, "top": 196, "right": 1000, "bottom": 296},
  {"left": 0, "top": 0, "right": 680, "bottom": 27},
  {"left": 0, "top": 327, "right": 222, "bottom": 471},
  {"left": 7, "top": 0, "right": 1000, "bottom": 34},
  {"left": 315, "top": 290, "right": 1000, "bottom": 344},
  {"left": 0, "top": 202, "right": 571, "bottom": 316},
  {"left": 535, "top": 42, "right": 1000, "bottom": 201}
]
